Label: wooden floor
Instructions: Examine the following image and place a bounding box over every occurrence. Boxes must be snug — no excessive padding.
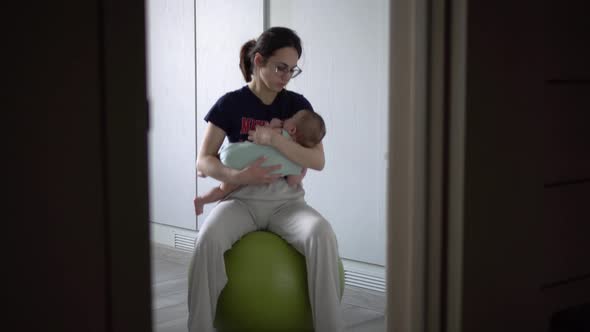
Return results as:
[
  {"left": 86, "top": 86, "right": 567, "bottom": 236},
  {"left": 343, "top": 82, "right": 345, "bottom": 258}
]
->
[{"left": 152, "top": 244, "right": 386, "bottom": 332}]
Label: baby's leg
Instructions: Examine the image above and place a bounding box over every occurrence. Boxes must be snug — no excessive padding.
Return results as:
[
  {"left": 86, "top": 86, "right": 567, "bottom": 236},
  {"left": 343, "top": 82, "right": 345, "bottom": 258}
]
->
[
  {"left": 286, "top": 168, "right": 307, "bottom": 187},
  {"left": 194, "top": 183, "right": 239, "bottom": 216}
]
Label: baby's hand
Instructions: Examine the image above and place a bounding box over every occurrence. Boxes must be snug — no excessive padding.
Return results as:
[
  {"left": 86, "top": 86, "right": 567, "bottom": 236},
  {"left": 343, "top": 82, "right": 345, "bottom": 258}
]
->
[
  {"left": 248, "top": 126, "right": 277, "bottom": 146},
  {"left": 269, "top": 118, "right": 283, "bottom": 128}
]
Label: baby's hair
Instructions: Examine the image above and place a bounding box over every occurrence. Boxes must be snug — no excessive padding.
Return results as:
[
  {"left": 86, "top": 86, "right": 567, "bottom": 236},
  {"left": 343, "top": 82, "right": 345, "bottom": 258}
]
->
[{"left": 296, "top": 110, "right": 326, "bottom": 148}]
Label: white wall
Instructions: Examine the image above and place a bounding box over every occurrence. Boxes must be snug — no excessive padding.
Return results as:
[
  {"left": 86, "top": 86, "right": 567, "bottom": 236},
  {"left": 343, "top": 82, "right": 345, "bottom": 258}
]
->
[
  {"left": 147, "top": 0, "right": 197, "bottom": 229},
  {"left": 270, "top": 0, "right": 389, "bottom": 266},
  {"left": 195, "top": 0, "right": 264, "bottom": 228},
  {"left": 147, "top": 0, "right": 263, "bottom": 230}
]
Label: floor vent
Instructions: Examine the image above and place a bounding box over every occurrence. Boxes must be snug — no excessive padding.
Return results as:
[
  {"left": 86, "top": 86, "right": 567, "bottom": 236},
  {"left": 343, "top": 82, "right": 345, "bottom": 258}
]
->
[
  {"left": 174, "top": 233, "right": 196, "bottom": 252},
  {"left": 344, "top": 270, "right": 386, "bottom": 293}
]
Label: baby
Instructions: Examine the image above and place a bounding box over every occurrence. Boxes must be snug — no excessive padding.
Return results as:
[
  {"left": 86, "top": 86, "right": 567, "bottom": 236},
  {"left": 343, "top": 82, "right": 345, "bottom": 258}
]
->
[{"left": 194, "top": 109, "right": 326, "bottom": 216}]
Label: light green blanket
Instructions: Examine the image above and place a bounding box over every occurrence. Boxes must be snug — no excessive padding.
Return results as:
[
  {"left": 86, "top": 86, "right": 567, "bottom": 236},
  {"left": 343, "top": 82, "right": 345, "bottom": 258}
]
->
[{"left": 220, "top": 131, "right": 302, "bottom": 176}]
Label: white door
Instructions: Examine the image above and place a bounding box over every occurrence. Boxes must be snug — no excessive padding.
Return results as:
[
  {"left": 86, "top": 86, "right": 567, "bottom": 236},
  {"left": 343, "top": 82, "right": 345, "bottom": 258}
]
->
[{"left": 270, "top": 0, "right": 389, "bottom": 266}]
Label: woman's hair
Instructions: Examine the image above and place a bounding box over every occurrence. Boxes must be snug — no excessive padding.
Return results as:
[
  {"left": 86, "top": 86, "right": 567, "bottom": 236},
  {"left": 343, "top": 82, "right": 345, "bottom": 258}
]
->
[
  {"left": 239, "top": 27, "right": 302, "bottom": 82},
  {"left": 295, "top": 110, "right": 326, "bottom": 148}
]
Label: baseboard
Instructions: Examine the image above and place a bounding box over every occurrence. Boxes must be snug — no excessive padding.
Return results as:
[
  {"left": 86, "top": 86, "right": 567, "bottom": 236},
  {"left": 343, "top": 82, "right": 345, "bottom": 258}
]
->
[{"left": 150, "top": 222, "right": 386, "bottom": 293}]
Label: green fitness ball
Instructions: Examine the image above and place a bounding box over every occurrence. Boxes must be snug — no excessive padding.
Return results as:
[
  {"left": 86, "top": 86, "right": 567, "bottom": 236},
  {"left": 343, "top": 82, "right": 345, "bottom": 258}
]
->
[{"left": 214, "top": 231, "right": 345, "bottom": 332}]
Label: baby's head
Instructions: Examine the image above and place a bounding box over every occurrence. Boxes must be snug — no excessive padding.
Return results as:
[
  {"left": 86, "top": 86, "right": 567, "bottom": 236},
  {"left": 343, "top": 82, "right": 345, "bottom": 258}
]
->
[{"left": 283, "top": 109, "right": 326, "bottom": 148}]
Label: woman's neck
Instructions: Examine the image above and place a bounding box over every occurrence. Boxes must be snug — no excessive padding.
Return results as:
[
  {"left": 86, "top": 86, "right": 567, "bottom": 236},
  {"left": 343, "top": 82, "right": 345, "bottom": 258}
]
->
[{"left": 248, "top": 80, "right": 278, "bottom": 105}]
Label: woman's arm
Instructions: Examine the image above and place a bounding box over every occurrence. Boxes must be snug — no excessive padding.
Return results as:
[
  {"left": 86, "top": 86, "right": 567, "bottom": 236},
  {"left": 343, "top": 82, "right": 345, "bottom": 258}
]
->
[
  {"left": 248, "top": 127, "right": 325, "bottom": 170},
  {"left": 198, "top": 123, "right": 283, "bottom": 184}
]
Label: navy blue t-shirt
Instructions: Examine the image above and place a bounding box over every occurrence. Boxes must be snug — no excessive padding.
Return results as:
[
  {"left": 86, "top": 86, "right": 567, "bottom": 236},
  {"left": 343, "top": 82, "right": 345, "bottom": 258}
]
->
[{"left": 204, "top": 86, "right": 314, "bottom": 143}]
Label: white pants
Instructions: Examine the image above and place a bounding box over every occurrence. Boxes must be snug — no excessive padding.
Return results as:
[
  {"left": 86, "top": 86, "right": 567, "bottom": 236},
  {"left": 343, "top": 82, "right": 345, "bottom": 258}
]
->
[{"left": 187, "top": 181, "right": 343, "bottom": 332}]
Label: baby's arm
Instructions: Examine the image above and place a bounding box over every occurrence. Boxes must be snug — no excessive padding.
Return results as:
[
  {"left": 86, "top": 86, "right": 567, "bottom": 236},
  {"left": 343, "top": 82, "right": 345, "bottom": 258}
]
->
[
  {"left": 286, "top": 167, "right": 307, "bottom": 187},
  {"left": 194, "top": 182, "right": 241, "bottom": 215}
]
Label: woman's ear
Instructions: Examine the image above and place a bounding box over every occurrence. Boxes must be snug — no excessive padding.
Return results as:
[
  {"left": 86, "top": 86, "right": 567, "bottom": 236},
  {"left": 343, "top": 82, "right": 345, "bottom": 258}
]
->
[{"left": 253, "top": 52, "right": 264, "bottom": 67}]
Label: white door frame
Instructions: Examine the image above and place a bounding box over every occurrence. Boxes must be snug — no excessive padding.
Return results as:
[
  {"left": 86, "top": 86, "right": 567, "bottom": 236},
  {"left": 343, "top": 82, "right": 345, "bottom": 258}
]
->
[
  {"left": 387, "top": 0, "right": 466, "bottom": 331},
  {"left": 387, "top": 0, "right": 428, "bottom": 329}
]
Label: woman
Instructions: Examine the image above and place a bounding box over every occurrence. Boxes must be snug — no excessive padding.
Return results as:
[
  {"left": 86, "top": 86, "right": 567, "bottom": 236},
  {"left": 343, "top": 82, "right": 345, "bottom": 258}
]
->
[{"left": 188, "top": 27, "right": 343, "bottom": 332}]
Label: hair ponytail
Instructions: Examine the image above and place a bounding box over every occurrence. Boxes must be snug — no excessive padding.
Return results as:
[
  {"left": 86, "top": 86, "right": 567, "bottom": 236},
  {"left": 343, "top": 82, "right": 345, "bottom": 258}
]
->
[
  {"left": 239, "top": 27, "right": 303, "bottom": 83},
  {"left": 239, "top": 39, "right": 256, "bottom": 82}
]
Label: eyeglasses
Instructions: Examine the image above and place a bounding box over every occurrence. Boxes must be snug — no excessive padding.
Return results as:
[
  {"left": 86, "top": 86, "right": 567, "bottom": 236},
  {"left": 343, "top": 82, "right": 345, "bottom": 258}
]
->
[{"left": 271, "top": 62, "right": 302, "bottom": 79}]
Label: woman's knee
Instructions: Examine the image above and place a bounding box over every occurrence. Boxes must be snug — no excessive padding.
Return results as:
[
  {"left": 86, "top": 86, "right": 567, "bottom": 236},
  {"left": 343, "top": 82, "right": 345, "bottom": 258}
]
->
[
  {"left": 308, "top": 218, "right": 337, "bottom": 244},
  {"left": 194, "top": 200, "right": 251, "bottom": 251},
  {"left": 194, "top": 221, "right": 230, "bottom": 252}
]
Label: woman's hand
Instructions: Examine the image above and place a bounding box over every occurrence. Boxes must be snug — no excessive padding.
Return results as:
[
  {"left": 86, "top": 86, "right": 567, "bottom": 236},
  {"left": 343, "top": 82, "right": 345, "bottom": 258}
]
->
[
  {"left": 248, "top": 126, "right": 279, "bottom": 146},
  {"left": 235, "top": 156, "right": 283, "bottom": 185}
]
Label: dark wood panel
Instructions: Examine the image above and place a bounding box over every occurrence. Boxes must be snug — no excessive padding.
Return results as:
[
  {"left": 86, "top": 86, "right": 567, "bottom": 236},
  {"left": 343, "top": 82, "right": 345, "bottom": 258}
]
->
[
  {"left": 540, "top": 278, "right": 590, "bottom": 330},
  {"left": 9, "top": 0, "right": 151, "bottom": 331},
  {"left": 42, "top": 7, "right": 108, "bottom": 332},
  {"left": 19, "top": 2, "right": 108, "bottom": 331},
  {"left": 460, "top": 0, "right": 546, "bottom": 330},
  {"left": 545, "top": 0, "right": 590, "bottom": 79},
  {"left": 540, "top": 183, "right": 590, "bottom": 285},
  {"left": 543, "top": 84, "right": 590, "bottom": 184},
  {"left": 102, "top": 1, "right": 153, "bottom": 331}
]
